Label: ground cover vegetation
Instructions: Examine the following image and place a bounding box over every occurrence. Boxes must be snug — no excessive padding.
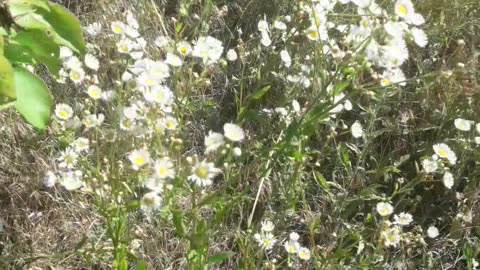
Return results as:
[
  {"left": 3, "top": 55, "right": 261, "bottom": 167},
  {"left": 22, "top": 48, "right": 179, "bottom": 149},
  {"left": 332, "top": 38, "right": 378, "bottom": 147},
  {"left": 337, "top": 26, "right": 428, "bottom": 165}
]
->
[{"left": 1, "top": 0, "right": 480, "bottom": 269}]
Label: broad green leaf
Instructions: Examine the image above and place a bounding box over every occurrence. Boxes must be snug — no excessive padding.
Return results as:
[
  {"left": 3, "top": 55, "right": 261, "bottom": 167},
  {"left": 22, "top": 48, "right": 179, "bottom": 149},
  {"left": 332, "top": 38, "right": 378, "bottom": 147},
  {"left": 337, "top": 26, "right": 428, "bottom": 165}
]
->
[
  {"left": 134, "top": 261, "right": 147, "bottom": 270},
  {"left": 7, "top": 0, "right": 50, "bottom": 17},
  {"left": 9, "top": 30, "right": 60, "bottom": 75},
  {"left": 0, "top": 54, "right": 15, "bottom": 99},
  {"left": 13, "top": 66, "right": 51, "bottom": 129},
  {"left": 38, "top": 3, "right": 85, "bottom": 54},
  {"left": 207, "top": 251, "right": 236, "bottom": 265},
  {"left": 13, "top": 12, "right": 54, "bottom": 32},
  {"left": 4, "top": 41, "right": 35, "bottom": 65}
]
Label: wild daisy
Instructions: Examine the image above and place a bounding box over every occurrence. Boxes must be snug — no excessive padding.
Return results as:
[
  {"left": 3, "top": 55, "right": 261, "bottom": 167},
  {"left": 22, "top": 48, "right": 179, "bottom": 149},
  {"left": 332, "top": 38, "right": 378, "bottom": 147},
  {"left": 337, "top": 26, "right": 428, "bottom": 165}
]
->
[
  {"left": 69, "top": 68, "right": 85, "bottom": 84},
  {"left": 153, "top": 158, "right": 175, "bottom": 179},
  {"left": 55, "top": 104, "right": 74, "bottom": 120},
  {"left": 454, "top": 118, "right": 472, "bottom": 131},
  {"left": 143, "top": 85, "right": 174, "bottom": 106},
  {"left": 433, "top": 143, "right": 457, "bottom": 165},
  {"left": 410, "top": 27, "right": 428, "bottom": 47},
  {"left": 87, "top": 85, "right": 103, "bottom": 100},
  {"left": 165, "top": 53, "right": 182, "bottom": 67},
  {"left": 261, "top": 220, "right": 275, "bottom": 232},
  {"left": 188, "top": 160, "right": 221, "bottom": 187},
  {"left": 85, "top": 22, "right": 102, "bottom": 36},
  {"left": 376, "top": 202, "right": 394, "bottom": 216},
  {"left": 59, "top": 170, "right": 84, "bottom": 191},
  {"left": 427, "top": 226, "right": 439, "bottom": 238},
  {"left": 394, "top": 0, "right": 414, "bottom": 19},
  {"left": 223, "top": 123, "right": 245, "bottom": 142},
  {"left": 422, "top": 159, "right": 438, "bottom": 173},
  {"left": 140, "top": 192, "right": 162, "bottom": 213},
  {"left": 351, "top": 121, "right": 363, "bottom": 139},
  {"left": 290, "top": 232, "right": 300, "bottom": 241},
  {"left": 128, "top": 149, "right": 151, "bottom": 170},
  {"left": 297, "top": 247, "right": 311, "bottom": 261},
  {"left": 226, "top": 49, "right": 238, "bottom": 61},
  {"left": 382, "top": 227, "right": 401, "bottom": 247},
  {"left": 443, "top": 171, "right": 454, "bottom": 189},
  {"left": 42, "top": 171, "right": 57, "bottom": 188},
  {"left": 57, "top": 148, "right": 78, "bottom": 169},
  {"left": 394, "top": 212, "right": 413, "bottom": 226},
  {"left": 205, "top": 131, "right": 225, "bottom": 153},
  {"left": 192, "top": 36, "right": 224, "bottom": 64},
  {"left": 284, "top": 240, "right": 300, "bottom": 254},
  {"left": 254, "top": 232, "right": 277, "bottom": 250},
  {"left": 280, "top": 50, "right": 292, "bottom": 67},
  {"left": 111, "top": 21, "right": 125, "bottom": 34},
  {"left": 83, "top": 113, "right": 105, "bottom": 128},
  {"left": 143, "top": 177, "right": 165, "bottom": 193},
  {"left": 72, "top": 137, "right": 89, "bottom": 153},
  {"left": 84, "top": 54, "right": 99, "bottom": 70},
  {"left": 177, "top": 41, "right": 192, "bottom": 56}
]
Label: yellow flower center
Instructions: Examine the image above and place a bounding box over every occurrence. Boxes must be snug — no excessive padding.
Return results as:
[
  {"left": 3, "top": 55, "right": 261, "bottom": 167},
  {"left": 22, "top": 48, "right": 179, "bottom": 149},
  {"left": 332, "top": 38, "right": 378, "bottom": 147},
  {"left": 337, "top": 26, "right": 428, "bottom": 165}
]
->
[
  {"left": 71, "top": 72, "right": 80, "bottom": 80},
  {"left": 180, "top": 47, "right": 187, "bottom": 54},
  {"left": 397, "top": 5, "right": 407, "bottom": 15},
  {"left": 157, "top": 166, "right": 168, "bottom": 175},
  {"left": 195, "top": 166, "right": 209, "bottom": 178},
  {"left": 113, "top": 26, "right": 123, "bottom": 34},
  {"left": 58, "top": 110, "right": 69, "bottom": 118},
  {"left": 134, "top": 156, "right": 145, "bottom": 165},
  {"left": 308, "top": 30, "right": 318, "bottom": 40},
  {"left": 165, "top": 121, "right": 175, "bottom": 129},
  {"left": 119, "top": 44, "right": 128, "bottom": 52},
  {"left": 89, "top": 90, "right": 100, "bottom": 98},
  {"left": 299, "top": 251, "right": 307, "bottom": 259},
  {"left": 437, "top": 149, "right": 447, "bottom": 157}
]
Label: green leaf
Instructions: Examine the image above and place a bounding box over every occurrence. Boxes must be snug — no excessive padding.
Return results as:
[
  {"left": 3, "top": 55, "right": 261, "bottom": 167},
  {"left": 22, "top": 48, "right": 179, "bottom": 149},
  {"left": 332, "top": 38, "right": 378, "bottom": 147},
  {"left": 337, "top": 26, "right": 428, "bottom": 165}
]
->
[
  {"left": 38, "top": 3, "right": 85, "bottom": 54},
  {"left": 0, "top": 35, "right": 4, "bottom": 55},
  {"left": 171, "top": 209, "right": 186, "bottom": 237},
  {"left": 9, "top": 29, "right": 60, "bottom": 75},
  {"left": 134, "top": 261, "right": 147, "bottom": 270},
  {"left": 250, "top": 85, "right": 270, "bottom": 100},
  {"left": 314, "top": 171, "right": 329, "bottom": 192},
  {"left": 13, "top": 66, "right": 51, "bottom": 129},
  {"left": 4, "top": 41, "right": 35, "bottom": 65},
  {"left": 13, "top": 12, "right": 54, "bottom": 32},
  {"left": 207, "top": 251, "right": 236, "bottom": 265},
  {"left": 7, "top": 0, "right": 50, "bottom": 17},
  {"left": 0, "top": 54, "right": 15, "bottom": 99}
]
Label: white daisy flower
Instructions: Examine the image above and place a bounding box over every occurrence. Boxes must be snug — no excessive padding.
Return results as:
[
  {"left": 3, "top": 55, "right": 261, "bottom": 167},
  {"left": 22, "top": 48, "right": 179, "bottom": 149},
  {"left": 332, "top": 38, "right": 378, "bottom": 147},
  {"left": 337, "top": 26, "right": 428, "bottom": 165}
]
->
[
  {"left": 59, "top": 170, "right": 83, "bottom": 190},
  {"left": 382, "top": 226, "right": 401, "bottom": 247},
  {"left": 226, "top": 49, "right": 238, "bottom": 61},
  {"left": 443, "top": 171, "right": 454, "bottom": 189},
  {"left": 394, "top": 0, "right": 414, "bottom": 19},
  {"left": 254, "top": 232, "right": 277, "bottom": 250},
  {"left": 72, "top": 137, "right": 89, "bottom": 153},
  {"left": 454, "top": 118, "right": 472, "bottom": 131},
  {"left": 422, "top": 159, "right": 438, "bottom": 173},
  {"left": 280, "top": 50, "right": 292, "bottom": 67},
  {"left": 297, "top": 247, "right": 311, "bottom": 261},
  {"left": 433, "top": 143, "right": 457, "bottom": 165},
  {"left": 85, "top": 22, "right": 102, "bottom": 36},
  {"left": 177, "top": 41, "right": 192, "bottom": 56},
  {"left": 376, "top": 202, "right": 394, "bottom": 216},
  {"left": 128, "top": 149, "right": 151, "bottom": 170},
  {"left": 153, "top": 158, "right": 175, "bottom": 179},
  {"left": 84, "top": 54, "right": 99, "bottom": 70},
  {"left": 394, "top": 212, "right": 413, "bottom": 226},
  {"left": 410, "top": 27, "right": 428, "bottom": 47},
  {"left": 284, "top": 240, "right": 300, "bottom": 254},
  {"left": 427, "top": 226, "right": 439, "bottom": 238},
  {"left": 289, "top": 232, "right": 300, "bottom": 241},
  {"left": 351, "top": 121, "right": 363, "bottom": 139},
  {"left": 223, "top": 123, "right": 245, "bottom": 142},
  {"left": 42, "top": 171, "right": 57, "bottom": 188},
  {"left": 69, "top": 68, "right": 85, "bottom": 84},
  {"left": 111, "top": 21, "right": 125, "bottom": 34},
  {"left": 261, "top": 220, "right": 275, "bottom": 232},
  {"left": 140, "top": 192, "right": 162, "bottom": 212},
  {"left": 205, "top": 131, "right": 225, "bottom": 153},
  {"left": 87, "top": 85, "right": 103, "bottom": 100},
  {"left": 165, "top": 53, "right": 182, "bottom": 67},
  {"left": 55, "top": 103, "right": 74, "bottom": 120},
  {"left": 188, "top": 160, "right": 221, "bottom": 187}
]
